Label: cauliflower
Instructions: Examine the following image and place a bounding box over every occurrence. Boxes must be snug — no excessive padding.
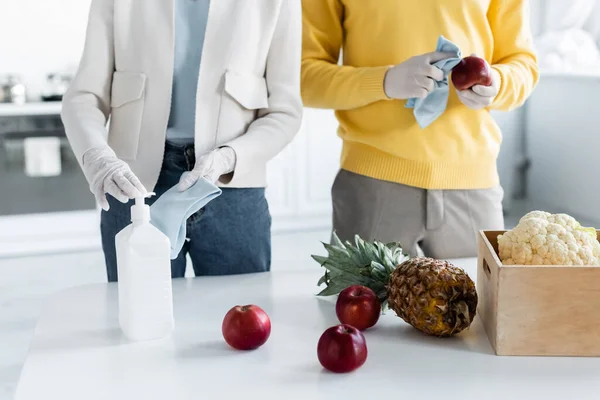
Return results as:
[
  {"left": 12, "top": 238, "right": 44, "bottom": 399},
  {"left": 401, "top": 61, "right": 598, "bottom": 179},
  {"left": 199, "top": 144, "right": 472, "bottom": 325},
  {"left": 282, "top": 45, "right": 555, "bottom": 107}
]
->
[
  {"left": 497, "top": 211, "right": 600, "bottom": 266},
  {"left": 519, "top": 211, "right": 597, "bottom": 238}
]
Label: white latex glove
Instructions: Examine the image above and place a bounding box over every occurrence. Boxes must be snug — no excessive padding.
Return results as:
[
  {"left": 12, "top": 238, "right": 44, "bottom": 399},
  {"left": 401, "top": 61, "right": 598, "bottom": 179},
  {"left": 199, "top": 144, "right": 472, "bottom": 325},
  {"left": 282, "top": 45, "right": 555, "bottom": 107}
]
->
[
  {"left": 82, "top": 147, "right": 147, "bottom": 211},
  {"left": 455, "top": 56, "right": 501, "bottom": 110},
  {"left": 178, "top": 146, "right": 237, "bottom": 191},
  {"left": 383, "top": 51, "right": 456, "bottom": 100}
]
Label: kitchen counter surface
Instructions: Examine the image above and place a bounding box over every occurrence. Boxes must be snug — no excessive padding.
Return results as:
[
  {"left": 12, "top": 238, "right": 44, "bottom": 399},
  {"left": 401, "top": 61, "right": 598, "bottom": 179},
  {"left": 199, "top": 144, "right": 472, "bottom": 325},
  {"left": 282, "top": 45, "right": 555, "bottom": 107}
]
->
[
  {"left": 0, "top": 102, "right": 61, "bottom": 117},
  {"left": 14, "top": 258, "right": 600, "bottom": 400}
]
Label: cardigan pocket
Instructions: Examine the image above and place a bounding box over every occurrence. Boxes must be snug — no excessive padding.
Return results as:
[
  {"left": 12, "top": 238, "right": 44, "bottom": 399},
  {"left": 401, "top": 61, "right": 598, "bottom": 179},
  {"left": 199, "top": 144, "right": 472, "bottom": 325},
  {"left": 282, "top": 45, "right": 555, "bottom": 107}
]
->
[
  {"left": 216, "top": 70, "right": 269, "bottom": 144},
  {"left": 107, "top": 71, "right": 147, "bottom": 161}
]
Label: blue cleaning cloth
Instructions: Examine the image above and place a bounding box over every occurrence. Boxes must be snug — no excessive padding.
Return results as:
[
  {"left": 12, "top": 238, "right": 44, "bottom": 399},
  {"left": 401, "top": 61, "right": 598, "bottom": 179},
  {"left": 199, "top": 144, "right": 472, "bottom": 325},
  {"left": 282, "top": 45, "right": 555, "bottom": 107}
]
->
[
  {"left": 405, "top": 35, "right": 462, "bottom": 129},
  {"left": 150, "top": 178, "right": 222, "bottom": 259}
]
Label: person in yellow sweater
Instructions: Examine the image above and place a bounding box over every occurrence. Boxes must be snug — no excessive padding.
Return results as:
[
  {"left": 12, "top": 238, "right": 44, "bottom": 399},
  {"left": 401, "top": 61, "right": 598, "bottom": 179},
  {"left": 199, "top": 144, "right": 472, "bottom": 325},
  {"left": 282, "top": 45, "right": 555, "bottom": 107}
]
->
[{"left": 301, "top": 0, "right": 539, "bottom": 258}]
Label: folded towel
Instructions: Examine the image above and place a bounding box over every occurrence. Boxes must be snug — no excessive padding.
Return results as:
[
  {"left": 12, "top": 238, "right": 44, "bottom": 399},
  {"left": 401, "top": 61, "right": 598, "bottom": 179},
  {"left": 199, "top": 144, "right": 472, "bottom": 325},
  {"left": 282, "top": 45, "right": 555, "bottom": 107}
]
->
[
  {"left": 24, "top": 137, "right": 62, "bottom": 177},
  {"left": 405, "top": 35, "right": 462, "bottom": 128},
  {"left": 150, "top": 178, "right": 222, "bottom": 259}
]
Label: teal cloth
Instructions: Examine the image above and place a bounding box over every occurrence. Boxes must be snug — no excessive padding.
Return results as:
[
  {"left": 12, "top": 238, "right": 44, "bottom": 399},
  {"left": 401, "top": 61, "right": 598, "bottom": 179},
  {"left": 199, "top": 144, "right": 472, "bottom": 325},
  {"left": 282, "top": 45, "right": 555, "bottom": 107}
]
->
[
  {"left": 150, "top": 178, "right": 222, "bottom": 259},
  {"left": 166, "top": 0, "right": 211, "bottom": 144},
  {"left": 405, "top": 35, "right": 462, "bottom": 129}
]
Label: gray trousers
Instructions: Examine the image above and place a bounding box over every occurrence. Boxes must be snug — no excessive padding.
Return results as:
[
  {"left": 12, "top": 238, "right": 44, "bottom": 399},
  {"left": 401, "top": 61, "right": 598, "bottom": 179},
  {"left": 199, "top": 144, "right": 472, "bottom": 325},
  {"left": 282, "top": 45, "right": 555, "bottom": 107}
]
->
[{"left": 331, "top": 169, "right": 505, "bottom": 259}]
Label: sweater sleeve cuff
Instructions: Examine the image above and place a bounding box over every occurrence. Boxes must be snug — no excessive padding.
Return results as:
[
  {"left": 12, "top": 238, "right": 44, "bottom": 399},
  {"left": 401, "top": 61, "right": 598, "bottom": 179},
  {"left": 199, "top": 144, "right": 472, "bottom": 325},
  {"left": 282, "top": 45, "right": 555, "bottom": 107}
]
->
[
  {"left": 490, "top": 65, "right": 506, "bottom": 106},
  {"left": 359, "top": 66, "right": 391, "bottom": 103},
  {"left": 218, "top": 137, "right": 265, "bottom": 187}
]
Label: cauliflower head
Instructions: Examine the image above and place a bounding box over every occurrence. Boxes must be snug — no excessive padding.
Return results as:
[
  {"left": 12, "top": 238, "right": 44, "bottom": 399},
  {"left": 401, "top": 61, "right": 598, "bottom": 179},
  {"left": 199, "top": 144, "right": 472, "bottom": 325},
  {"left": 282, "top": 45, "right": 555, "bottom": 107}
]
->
[
  {"left": 519, "top": 211, "right": 597, "bottom": 238},
  {"left": 497, "top": 211, "right": 600, "bottom": 266}
]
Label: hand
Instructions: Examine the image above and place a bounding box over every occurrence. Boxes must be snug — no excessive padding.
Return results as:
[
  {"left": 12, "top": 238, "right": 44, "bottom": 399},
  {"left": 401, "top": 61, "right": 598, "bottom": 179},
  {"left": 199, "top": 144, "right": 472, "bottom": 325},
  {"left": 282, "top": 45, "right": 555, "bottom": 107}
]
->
[
  {"left": 455, "top": 57, "right": 501, "bottom": 110},
  {"left": 178, "top": 146, "right": 237, "bottom": 191},
  {"left": 82, "top": 147, "right": 147, "bottom": 211},
  {"left": 383, "top": 51, "right": 456, "bottom": 100}
]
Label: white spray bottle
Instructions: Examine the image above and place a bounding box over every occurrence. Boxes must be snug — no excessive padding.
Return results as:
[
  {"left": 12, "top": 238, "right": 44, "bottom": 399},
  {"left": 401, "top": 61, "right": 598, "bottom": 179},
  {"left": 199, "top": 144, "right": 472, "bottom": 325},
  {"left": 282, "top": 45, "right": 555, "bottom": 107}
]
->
[{"left": 115, "top": 192, "right": 174, "bottom": 342}]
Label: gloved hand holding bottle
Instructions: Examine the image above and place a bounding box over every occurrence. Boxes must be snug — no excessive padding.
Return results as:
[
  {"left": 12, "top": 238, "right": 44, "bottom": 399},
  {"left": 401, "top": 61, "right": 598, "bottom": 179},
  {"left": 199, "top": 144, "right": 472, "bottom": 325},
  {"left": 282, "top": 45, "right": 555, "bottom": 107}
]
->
[
  {"left": 383, "top": 51, "right": 455, "bottom": 100},
  {"left": 177, "top": 146, "right": 237, "bottom": 191},
  {"left": 82, "top": 147, "right": 148, "bottom": 211}
]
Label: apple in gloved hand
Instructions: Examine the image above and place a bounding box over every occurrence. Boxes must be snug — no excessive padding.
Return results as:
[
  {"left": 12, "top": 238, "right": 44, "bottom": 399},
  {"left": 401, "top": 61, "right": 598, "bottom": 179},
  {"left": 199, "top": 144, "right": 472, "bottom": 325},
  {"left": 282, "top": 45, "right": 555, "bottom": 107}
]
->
[
  {"left": 451, "top": 56, "right": 493, "bottom": 91},
  {"left": 317, "top": 324, "right": 368, "bottom": 373},
  {"left": 336, "top": 285, "right": 381, "bottom": 331}
]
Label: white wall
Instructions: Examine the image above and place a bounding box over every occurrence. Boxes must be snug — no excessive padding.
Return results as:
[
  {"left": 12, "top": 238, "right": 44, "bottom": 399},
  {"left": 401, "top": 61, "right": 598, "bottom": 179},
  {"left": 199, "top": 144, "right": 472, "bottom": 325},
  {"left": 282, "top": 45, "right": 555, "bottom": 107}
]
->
[{"left": 0, "top": 0, "right": 92, "bottom": 99}]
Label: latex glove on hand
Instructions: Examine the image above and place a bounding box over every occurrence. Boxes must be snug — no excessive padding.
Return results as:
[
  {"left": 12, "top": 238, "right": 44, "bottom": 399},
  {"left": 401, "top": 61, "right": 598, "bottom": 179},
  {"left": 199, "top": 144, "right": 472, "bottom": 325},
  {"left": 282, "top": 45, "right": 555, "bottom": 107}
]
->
[
  {"left": 455, "top": 57, "right": 501, "bottom": 110},
  {"left": 178, "top": 146, "right": 236, "bottom": 191},
  {"left": 383, "top": 51, "right": 456, "bottom": 100},
  {"left": 82, "top": 147, "right": 148, "bottom": 211}
]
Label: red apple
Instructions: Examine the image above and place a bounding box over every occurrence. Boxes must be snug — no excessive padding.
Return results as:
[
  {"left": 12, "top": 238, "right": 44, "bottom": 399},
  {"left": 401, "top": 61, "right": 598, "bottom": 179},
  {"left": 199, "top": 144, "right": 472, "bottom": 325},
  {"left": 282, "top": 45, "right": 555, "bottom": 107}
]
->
[
  {"left": 335, "top": 285, "right": 381, "bottom": 331},
  {"left": 317, "top": 324, "right": 368, "bottom": 373},
  {"left": 222, "top": 305, "right": 271, "bottom": 350},
  {"left": 451, "top": 56, "right": 493, "bottom": 91}
]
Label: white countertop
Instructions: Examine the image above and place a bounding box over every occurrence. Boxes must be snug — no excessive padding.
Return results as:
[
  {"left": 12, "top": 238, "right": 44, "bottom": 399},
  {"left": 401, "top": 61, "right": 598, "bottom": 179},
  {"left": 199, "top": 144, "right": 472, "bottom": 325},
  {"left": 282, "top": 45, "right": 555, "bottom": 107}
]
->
[
  {"left": 14, "top": 258, "right": 600, "bottom": 400},
  {"left": 0, "top": 102, "right": 61, "bottom": 117}
]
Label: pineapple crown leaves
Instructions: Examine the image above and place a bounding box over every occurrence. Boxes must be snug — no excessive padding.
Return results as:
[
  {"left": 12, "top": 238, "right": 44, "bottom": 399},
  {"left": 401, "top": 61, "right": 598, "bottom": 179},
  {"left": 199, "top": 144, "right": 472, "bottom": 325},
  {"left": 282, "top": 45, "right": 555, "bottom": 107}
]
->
[{"left": 311, "top": 232, "right": 410, "bottom": 308}]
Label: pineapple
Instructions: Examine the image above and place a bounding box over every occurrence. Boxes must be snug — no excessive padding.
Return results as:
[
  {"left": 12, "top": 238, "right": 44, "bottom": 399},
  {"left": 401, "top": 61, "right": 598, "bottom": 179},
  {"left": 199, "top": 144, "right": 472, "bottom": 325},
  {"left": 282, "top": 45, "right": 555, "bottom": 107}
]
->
[{"left": 312, "top": 233, "right": 478, "bottom": 337}]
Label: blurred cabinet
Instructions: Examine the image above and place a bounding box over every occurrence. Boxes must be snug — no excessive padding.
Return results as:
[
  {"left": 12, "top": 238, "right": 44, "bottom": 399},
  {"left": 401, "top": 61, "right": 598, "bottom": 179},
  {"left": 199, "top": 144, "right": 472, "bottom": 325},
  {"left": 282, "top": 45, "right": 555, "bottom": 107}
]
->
[
  {"left": 525, "top": 74, "right": 600, "bottom": 226},
  {"left": 0, "top": 105, "right": 341, "bottom": 257},
  {"left": 492, "top": 108, "right": 527, "bottom": 214},
  {"left": 0, "top": 105, "right": 98, "bottom": 258},
  {"left": 0, "top": 112, "right": 95, "bottom": 216},
  {"left": 266, "top": 108, "right": 341, "bottom": 233}
]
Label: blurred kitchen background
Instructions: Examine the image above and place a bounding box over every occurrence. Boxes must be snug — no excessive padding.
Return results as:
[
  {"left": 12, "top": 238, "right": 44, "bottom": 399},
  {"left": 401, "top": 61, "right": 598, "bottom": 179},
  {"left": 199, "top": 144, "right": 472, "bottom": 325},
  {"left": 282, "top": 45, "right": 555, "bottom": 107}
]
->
[{"left": 1, "top": 0, "right": 600, "bottom": 397}]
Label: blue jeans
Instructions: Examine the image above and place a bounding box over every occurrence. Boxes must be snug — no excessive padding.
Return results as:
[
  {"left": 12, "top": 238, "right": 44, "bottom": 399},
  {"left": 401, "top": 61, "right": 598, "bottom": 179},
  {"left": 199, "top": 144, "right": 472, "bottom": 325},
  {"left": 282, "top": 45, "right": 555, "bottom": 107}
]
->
[{"left": 100, "top": 142, "right": 272, "bottom": 282}]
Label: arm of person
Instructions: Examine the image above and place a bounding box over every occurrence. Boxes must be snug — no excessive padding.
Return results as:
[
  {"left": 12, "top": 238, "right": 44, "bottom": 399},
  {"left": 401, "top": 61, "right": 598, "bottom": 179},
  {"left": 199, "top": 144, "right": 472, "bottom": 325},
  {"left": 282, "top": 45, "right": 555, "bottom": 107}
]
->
[
  {"left": 60, "top": 0, "right": 147, "bottom": 208},
  {"left": 60, "top": 0, "right": 114, "bottom": 167},
  {"left": 487, "top": 0, "right": 540, "bottom": 111},
  {"left": 222, "top": 0, "right": 303, "bottom": 185},
  {"left": 301, "top": 0, "right": 390, "bottom": 111}
]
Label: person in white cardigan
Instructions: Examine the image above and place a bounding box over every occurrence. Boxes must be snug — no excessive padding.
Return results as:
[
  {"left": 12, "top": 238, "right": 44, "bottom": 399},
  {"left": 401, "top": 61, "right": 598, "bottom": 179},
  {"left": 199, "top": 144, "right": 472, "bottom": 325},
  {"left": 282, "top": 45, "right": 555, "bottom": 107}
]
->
[{"left": 61, "top": 0, "right": 303, "bottom": 282}]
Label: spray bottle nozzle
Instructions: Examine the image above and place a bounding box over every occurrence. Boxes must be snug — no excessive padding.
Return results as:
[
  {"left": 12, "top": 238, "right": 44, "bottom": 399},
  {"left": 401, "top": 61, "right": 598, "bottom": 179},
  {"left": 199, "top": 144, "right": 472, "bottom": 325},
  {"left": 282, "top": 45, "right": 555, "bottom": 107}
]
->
[
  {"left": 135, "top": 192, "right": 156, "bottom": 206},
  {"left": 131, "top": 192, "right": 155, "bottom": 222}
]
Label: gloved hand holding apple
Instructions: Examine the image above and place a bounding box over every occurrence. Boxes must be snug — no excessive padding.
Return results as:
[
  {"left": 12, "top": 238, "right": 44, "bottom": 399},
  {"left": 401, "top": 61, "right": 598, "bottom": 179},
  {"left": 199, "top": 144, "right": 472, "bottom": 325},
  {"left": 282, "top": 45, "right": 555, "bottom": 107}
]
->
[{"left": 451, "top": 54, "right": 501, "bottom": 110}]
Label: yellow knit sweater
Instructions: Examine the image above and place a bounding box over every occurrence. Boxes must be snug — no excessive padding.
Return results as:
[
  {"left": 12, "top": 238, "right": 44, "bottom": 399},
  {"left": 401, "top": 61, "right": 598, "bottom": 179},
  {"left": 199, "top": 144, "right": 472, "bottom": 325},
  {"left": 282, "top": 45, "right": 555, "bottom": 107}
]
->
[{"left": 301, "top": 0, "right": 539, "bottom": 189}]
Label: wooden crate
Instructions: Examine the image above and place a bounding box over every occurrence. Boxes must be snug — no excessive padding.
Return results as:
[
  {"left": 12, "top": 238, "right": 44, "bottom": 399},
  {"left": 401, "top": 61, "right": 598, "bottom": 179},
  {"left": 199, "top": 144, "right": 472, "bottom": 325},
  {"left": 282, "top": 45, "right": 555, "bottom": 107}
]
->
[{"left": 477, "top": 230, "right": 600, "bottom": 357}]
